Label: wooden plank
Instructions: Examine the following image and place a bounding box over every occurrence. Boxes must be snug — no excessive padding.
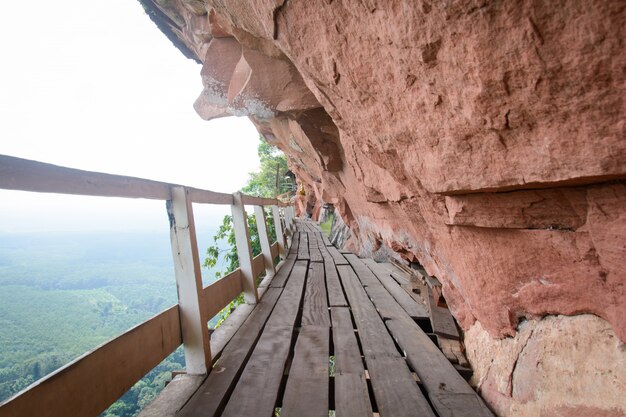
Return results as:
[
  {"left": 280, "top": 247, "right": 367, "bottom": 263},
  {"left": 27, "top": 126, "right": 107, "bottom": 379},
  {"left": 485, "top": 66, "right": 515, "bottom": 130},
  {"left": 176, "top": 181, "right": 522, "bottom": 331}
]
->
[
  {"left": 231, "top": 192, "right": 258, "bottom": 304},
  {"left": 327, "top": 245, "right": 349, "bottom": 265},
  {"left": 254, "top": 206, "right": 276, "bottom": 278},
  {"left": 266, "top": 260, "right": 308, "bottom": 327},
  {"left": 220, "top": 325, "right": 293, "bottom": 417},
  {"left": 252, "top": 251, "right": 265, "bottom": 281},
  {"left": 270, "top": 241, "right": 279, "bottom": 260},
  {"left": 240, "top": 195, "right": 281, "bottom": 206},
  {"left": 308, "top": 234, "right": 324, "bottom": 262},
  {"left": 346, "top": 258, "right": 493, "bottom": 417},
  {"left": 0, "top": 306, "right": 182, "bottom": 417},
  {"left": 269, "top": 254, "right": 297, "bottom": 288},
  {"left": 138, "top": 374, "right": 204, "bottom": 417},
  {"left": 288, "top": 232, "right": 300, "bottom": 256},
  {"left": 178, "top": 288, "right": 282, "bottom": 417},
  {"left": 187, "top": 188, "right": 234, "bottom": 205},
  {"left": 336, "top": 265, "right": 435, "bottom": 417},
  {"left": 203, "top": 269, "right": 242, "bottom": 320},
  {"left": 385, "top": 319, "right": 493, "bottom": 417},
  {"left": 302, "top": 261, "right": 331, "bottom": 327},
  {"left": 325, "top": 258, "right": 348, "bottom": 307},
  {"left": 271, "top": 205, "right": 287, "bottom": 259},
  {"left": 363, "top": 258, "right": 429, "bottom": 320},
  {"left": 209, "top": 304, "right": 255, "bottom": 357},
  {"left": 168, "top": 186, "right": 211, "bottom": 374},
  {"left": 319, "top": 230, "right": 332, "bottom": 246},
  {"left": 330, "top": 308, "right": 373, "bottom": 417},
  {"left": 427, "top": 286, "right": 461, "bottom": 340},
  {"left": 298, "top": 231, "right": 310, "bottom": 260},
  {"left": 281, "top": 326, "right": 330, "bottom": 417},
  {"left": 0, "top": 154, "right": 239, "bottom": 204},
  {"left": 221, "top": 265, "right": 307, "bottom": 416},
  {"left": 344, "top": 254, "right": 379, "bottom": 286}
]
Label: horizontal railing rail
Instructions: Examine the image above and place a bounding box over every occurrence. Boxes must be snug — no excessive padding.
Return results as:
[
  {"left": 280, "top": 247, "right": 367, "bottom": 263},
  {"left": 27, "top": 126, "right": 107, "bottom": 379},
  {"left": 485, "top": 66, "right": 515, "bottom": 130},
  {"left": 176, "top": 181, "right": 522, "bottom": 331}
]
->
[
  {"left": 0, "top": 154, "right": 297, "bottom": 417},
  {"left": 0, "top": 155, "right": 288, "bottom": 206}
]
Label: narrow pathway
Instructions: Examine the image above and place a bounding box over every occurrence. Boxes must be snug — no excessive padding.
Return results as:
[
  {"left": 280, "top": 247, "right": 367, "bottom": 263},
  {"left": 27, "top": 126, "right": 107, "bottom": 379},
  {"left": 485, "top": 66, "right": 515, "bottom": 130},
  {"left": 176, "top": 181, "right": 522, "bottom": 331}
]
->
[{"left": 178, "top": 219, "right": 493, "bottom": 417}]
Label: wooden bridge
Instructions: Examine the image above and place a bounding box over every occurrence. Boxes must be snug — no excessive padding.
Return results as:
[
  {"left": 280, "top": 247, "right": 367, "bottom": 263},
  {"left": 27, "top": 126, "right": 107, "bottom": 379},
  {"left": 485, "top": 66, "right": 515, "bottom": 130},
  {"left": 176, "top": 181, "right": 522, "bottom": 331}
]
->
[{"left": 0, "top": 155, "right": 493, "bottom": 417}]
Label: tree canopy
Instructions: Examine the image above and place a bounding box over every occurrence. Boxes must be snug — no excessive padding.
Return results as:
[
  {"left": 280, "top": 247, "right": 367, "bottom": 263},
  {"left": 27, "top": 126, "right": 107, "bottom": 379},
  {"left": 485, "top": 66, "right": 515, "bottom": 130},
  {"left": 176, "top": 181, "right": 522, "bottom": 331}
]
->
[{"left": 241, "top": 138, "right": 289, "bottom": 198}]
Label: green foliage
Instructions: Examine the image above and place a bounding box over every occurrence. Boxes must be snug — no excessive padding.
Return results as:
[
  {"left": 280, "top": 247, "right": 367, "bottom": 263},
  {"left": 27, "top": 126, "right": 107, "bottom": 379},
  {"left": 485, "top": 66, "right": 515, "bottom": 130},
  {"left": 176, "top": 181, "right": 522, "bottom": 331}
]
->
[
  {"left": 320, "top": 213, "right": 334, "bottom": 237},
  {"left": 0, "top": 232, "right": 187, "bottom": 416},
  {"left": 204, "top": 136, "right": 284, "bottom": 327},
  {"left": 203, "top": 210, "right": 277, "bottom": 328},
  {"left": 101, "top": 348, "right": 185, "bottom": 417},
  {"left": 241, "top": 137, "right": 289, "bottom": 198}
]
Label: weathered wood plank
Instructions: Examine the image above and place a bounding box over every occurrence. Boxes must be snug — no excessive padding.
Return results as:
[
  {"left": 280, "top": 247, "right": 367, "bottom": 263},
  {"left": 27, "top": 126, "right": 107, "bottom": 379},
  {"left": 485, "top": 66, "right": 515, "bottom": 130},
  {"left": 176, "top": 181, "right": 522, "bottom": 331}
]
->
[
  {"left": 331, "top": 308, "right": 373, "bottom": 417},
  {"left": 138, "top": 374, "right": 204, "bottom": 417},
  {"left": 271, "top": 205, "right": 287, "bottom": 259},
  {"left": 231, "top": 192, "right": 258, "bottom": 304},
  {"left": 203, "top": 269, "right": 242, "bottom": 321},
  {"left": 325, "top": 258, "right": 348, "bottom": 307},
  {"left": 0, "top": 306, "right": 182, "bottom": 417},
  {"left": 0, "top": 155, "right": 240, "bottom": 204},
  {"left": 319, "top": 230, "right": 332, "bottom": 246},
  {"left": 266, "top": 260, "right": 308, "bottom": 328},
  {"left": 281, "top": 326, "right": 330, "bottom": 417},
  {"left": 346, "top": 258, "right": 493, "bottom": 417},
  {"left": 308, "top": 232, "right": 324, "bottom": 262},
  {"left": 385, "top": 319, "right": 493, "bottom": 417},
  {"left": 344, "top": 254, "right": 379, "bottom": 286},
  {"left": 168, "top": 186, "right": 211, "bottom": 374},
  {"left": 220, "top": 325, "right": 293, "bottom": 417},
  {"left": 298, "top": 231, "right": 310, "bottom": 260},
  {"left": 362, "top": 258, "right": 429, "bottom": 320},
  {"left": 254, "top": 205, "right": 276, "bottom": 278},
  {"left": 302, "top": 261, "right": 331, "bottom": 327},
  {"left": 327, "top": 245, "right": 349, "bottom": 265},
  {"left": 336, "top": 265, "right": 435, "bottom": 417},
  {"left": 426, "top": 286, "right": 461, "bottom": 340},
  {"left": 269, "top": 255, "right": 297, "bottom": 288},
  {"left": 177, "top": 288, "right": 282, "bottom": 417},
  {"left": 209, "top": 304, "right": 255, "bottom": 357},
  {"left": 288, "top": 232, "right": 300, "bottom": 256}
]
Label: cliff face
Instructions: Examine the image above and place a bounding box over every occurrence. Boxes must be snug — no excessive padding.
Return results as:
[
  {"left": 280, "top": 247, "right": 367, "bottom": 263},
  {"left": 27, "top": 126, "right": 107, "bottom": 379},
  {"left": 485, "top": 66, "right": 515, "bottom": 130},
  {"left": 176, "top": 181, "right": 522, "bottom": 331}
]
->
[{"left": 141, "top": 1, "right": 625, "bottom": 413}]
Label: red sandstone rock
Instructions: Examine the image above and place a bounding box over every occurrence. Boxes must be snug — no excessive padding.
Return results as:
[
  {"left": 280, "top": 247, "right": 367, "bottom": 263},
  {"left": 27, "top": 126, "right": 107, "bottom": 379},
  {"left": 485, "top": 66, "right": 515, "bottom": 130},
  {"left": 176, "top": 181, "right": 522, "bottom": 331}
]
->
[
  {"left": 143, "top": 0, "right": 626, "bottom": 344},
  {"left": 465, "top": 315, "right": 626, "bottom": 417}
]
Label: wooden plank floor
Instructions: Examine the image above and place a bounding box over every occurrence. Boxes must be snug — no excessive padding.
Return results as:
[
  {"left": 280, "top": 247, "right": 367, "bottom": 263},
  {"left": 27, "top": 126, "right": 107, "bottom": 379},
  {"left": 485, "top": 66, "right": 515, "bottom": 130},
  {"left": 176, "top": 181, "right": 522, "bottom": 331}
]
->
[{"left": 177, "top": 219, "right": 493, "bottom": 417}]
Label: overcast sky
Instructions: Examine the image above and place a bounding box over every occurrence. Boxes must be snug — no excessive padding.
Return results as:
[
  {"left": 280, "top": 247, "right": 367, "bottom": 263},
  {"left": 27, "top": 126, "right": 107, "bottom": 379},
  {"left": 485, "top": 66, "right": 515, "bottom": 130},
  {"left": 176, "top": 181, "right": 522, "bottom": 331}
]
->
[{"left": 0, "top": 0, "right": 261, "bottom": 233}]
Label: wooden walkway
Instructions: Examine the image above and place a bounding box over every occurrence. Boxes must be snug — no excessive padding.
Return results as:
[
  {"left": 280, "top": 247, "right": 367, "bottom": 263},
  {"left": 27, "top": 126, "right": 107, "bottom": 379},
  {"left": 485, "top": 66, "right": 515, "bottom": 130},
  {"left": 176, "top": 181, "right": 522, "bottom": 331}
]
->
[{"left": 177, "top": 219, "right": 493, "bottom": 417}]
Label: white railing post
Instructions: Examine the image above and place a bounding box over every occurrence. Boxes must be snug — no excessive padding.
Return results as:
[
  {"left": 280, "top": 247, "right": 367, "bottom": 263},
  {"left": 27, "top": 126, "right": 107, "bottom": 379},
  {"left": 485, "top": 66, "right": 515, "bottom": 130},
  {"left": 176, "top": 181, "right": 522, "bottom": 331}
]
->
[
  {"left": 271, "top": 205, "right": 287, "bottom": 259},
  {"left": 231, "top": 192, "right": 259, "bottom": 304},
  {"left": 167, "top": 186, "right": 211, "bottom": 375},
  {"left": 283, "top": 206, "right": 292, "bottom": 246},
  {"left": 288, "top": 206, "right": 296, "bottom": 232},
  {"left": 254, "top": 205, "right": 276, "bottom": 278}
]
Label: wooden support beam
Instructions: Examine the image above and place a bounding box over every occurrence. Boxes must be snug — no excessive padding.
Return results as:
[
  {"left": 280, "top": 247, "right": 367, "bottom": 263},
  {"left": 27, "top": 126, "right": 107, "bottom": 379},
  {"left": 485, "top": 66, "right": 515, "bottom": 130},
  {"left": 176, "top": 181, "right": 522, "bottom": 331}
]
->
[
  {"left": 254, "top": 205, "right": 275, "bottom": 278},
  {"left": 168, "top": 187, "right": 211, "bottom": 375},
  {"left": 271, "top": 205, "right": 287, "bottom": 259},
  {"left": 231, "top": 192, "right": 258, "bottom": 304}
]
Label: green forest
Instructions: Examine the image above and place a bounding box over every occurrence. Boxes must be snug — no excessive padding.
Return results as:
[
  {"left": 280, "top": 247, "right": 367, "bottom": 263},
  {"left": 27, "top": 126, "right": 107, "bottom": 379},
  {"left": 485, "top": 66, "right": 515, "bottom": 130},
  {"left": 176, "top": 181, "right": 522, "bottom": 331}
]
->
[{"left": 0, "top": 137, "right": 288, "bottom": 417}]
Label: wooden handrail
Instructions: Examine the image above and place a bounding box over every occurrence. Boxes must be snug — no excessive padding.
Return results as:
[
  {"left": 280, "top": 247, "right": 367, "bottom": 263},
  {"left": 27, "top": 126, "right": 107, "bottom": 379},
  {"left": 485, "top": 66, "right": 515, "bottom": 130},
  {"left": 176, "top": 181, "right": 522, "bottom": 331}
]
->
[{"left": 0, "top": 155, "right": 287, "bottom": 206}]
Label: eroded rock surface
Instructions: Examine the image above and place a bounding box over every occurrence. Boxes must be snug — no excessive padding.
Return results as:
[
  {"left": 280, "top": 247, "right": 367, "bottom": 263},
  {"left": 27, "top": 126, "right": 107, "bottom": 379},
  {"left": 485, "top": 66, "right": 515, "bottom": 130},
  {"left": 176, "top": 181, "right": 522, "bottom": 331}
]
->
[
  {"left": 140, "top": 2, "right": 626, "bottom": 410},
  {"left": 465, "top": 314, "right": 626, "bottom": 417}
]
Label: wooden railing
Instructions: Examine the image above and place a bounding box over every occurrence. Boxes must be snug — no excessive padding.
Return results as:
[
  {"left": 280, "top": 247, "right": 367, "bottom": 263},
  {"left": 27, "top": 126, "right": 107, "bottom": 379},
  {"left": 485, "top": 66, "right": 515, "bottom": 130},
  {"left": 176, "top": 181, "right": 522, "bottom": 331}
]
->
[{"left": 0, "top": 155, "right": 297, "bottom": 417}]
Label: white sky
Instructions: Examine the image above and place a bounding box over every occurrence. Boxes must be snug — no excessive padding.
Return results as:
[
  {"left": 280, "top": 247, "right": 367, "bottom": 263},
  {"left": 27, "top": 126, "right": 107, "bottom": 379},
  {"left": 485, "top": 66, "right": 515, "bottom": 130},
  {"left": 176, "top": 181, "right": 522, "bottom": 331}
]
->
[{"left": 0, "top": 0, "right": 261, "bottom": 233}]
